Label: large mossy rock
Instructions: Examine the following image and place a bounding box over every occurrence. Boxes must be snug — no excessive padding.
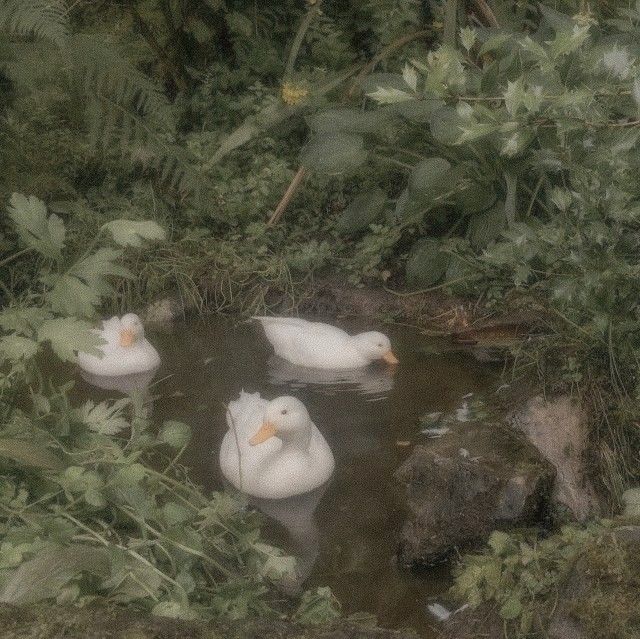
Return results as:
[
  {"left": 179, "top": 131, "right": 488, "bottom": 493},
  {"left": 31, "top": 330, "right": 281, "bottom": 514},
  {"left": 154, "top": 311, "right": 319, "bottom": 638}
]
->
[
  {"left": 0, "top": 603, "right": 419, "bottom": 639},
  {"left": 395, "top": 422, "right": 555, "bottom": 567}
]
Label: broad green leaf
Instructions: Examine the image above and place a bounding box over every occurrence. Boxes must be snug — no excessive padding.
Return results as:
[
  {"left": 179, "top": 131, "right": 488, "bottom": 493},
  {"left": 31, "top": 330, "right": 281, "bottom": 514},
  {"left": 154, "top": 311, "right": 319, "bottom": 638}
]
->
[
  {"left": 460, "top": 27, "right": 476, "bottom": 52},
  {"left": 37, "top": 317, "right": 104, "bottom": 362},
  {"left": 307, "top": 109, "right": 389, "bottom": 135},
  {"left": 367, "top": 86, "right": 414, "bottom": 104},
  {"left": 335, "top": 188, "right": 387, "bottom": 235},
  {"left": 0, "top": 545, "right": 109, "bottom": 605},
  {"left": 488, "top": 530, "right": 512, "bottom": 555},
  {"left": 402, "top": 64, "right": 418, "bottom": 91},
  {"left": 0, "top": 438, "right": 64, "bottom": 471},
  {"left": 429, "top": 107, "right": 465, "bottom": 145},
  {"left": 389, "top": 96, "right": 445, "bottom": 123},
  {"left": 158, "top": 421, "right": 192, "bottom": 449},
  {"left": 152, "top": 601, "right": 198, "bottom": 620},
  {"left": 409, "top": 158, "right": 452, "bottom": 195},
  {"left": 103, "top": 220, "right": 166, "bottom": 247},
  {"left": 467, "top": 204, "right": 506, "bottom": 249},
  {"left": 406, "top": 239, "right": 450, "bottom": 288},
  {"left": 360, "top": 72, "right": 411, "bottom": 94},
  {"left": 102, "top": 548, "right": 162, "bottom": 603},
  {"left": 300, "top": 134, "right": 367, "bottom": 176},
  {"left": 8, "top": 193, "right": 65, "bottom": 260},
  {"left": 0, "top": 335, "right": 39, "bottom": 362}
]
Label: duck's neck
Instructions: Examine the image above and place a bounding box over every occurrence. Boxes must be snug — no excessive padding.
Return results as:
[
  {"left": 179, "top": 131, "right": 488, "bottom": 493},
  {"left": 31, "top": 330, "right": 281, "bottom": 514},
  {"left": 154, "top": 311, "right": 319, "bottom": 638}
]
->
[{"left": 279, "top": 427, "right": 312, "bottom": 452}]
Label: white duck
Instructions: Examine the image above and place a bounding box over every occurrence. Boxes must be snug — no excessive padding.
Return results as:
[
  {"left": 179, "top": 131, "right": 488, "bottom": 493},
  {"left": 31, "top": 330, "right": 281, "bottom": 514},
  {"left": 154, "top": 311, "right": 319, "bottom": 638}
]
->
[
  {"left": 253, "top": 317, "right": 399, "bottom": 369},
  {"left": 77, "top": 313, "right": 160, "bottom": 377},
  {"left": 219, "top": 392, "right": 335, "bottom": 500}
]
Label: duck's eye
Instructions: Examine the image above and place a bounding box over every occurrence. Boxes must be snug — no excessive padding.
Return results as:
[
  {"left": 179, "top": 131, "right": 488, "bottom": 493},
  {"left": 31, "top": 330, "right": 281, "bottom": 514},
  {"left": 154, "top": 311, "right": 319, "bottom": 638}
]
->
[
  {"left": 281, "top": 409, "right": 288, "bottom": 415},
  {"left": 377, "top": 343, "right": 383, "bottom": 348}
]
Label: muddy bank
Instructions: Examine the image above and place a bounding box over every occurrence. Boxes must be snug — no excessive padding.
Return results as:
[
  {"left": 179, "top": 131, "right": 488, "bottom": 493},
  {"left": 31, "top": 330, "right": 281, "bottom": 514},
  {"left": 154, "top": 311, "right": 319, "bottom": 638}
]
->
[{"left": 0, "top": 603, "right": 418, "bottom": 639}]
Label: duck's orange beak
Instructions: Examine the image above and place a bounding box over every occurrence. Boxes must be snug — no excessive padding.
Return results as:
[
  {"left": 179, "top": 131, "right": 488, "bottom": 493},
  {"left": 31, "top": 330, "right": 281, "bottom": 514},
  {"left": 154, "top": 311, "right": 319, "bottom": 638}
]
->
[
  {"left": 249, "top": 421, "right": 277, "bottom": 446},
  {"left": 383, "top": 350, "right": 399, "bottom": 365},
  {"left": 119, "top": 328, "right": 135, "bottom": 347}
]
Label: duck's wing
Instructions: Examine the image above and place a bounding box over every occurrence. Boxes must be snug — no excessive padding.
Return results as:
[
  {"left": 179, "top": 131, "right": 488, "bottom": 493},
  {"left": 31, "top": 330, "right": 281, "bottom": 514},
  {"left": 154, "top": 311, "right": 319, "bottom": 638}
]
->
[{"left": 253, "top": 316, "right": 349, "bottom": 348}]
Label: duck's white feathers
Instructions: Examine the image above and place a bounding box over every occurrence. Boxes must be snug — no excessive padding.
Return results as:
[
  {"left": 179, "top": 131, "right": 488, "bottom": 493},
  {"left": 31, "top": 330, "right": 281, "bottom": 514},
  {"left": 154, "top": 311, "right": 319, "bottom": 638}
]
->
[
  {"left": 253, "top": 317, "right": 369, "bottom": 369},
  {"left": 219, "top": 391, "right": 334, "bottom": 500},
  {"left": 76, "top": 316, "right": 160, "bottom": 377}
]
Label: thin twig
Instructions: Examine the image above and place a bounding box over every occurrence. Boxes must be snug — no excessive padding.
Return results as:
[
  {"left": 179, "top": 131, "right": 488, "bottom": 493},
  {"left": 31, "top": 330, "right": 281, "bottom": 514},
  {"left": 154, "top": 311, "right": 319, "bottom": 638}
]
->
[
  {"left": 223, "top": 401, "right": 243, "bottom": 490},
  {"left": 267, "top": 166, "right": 308, "bottom": 226}
]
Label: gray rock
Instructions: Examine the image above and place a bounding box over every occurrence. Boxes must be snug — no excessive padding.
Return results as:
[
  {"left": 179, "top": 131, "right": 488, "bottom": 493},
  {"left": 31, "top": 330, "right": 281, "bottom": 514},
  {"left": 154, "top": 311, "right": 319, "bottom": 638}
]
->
[
  {"left": 511, "top": 395, "right": 601, "bottom": 521},
  {"left": 395, "top": 423, "right": 554, "bottom": 567}
]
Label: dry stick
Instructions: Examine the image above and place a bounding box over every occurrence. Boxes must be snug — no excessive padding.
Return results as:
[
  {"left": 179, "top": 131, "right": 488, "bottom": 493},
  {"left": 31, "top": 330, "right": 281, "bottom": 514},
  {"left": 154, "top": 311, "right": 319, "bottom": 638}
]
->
[
  {"left": 473, "top": 0, "right": 499, "bottom": 28},
  {"left": 267, "top": 166, "right": 308, "bottom": 226},
  {"left": 223, "top": 402, "right": 243, "bottom": 491},
  {"left": 345, "top": 29, "right": 431, "bottom": 99}
]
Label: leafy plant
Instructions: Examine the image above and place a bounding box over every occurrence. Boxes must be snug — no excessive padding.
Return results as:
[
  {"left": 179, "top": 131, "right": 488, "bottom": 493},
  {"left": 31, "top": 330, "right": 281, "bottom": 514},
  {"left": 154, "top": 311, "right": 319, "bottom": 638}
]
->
[{"left": 0, "top": 194, "right": 321, "bottom": 619}]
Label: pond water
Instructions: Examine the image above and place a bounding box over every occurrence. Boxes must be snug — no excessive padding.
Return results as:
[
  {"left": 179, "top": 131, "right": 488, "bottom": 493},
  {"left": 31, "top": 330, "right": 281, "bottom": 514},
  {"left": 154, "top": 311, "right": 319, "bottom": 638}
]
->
[{"left": 74, "top": 317, "right": 497, "bottom": 637}]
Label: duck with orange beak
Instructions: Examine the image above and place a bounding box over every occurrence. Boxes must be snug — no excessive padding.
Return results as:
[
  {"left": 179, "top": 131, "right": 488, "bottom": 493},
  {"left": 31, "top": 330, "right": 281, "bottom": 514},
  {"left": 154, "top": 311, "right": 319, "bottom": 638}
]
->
[
  {"left": 253, "top": 316, "right": 399, "bottom": 370},
  {"left": 77, "top": 313, "right": 160, "bottom": 377},
  {"left": 219, "top": 392, "right": 334, "bottom": 499}
]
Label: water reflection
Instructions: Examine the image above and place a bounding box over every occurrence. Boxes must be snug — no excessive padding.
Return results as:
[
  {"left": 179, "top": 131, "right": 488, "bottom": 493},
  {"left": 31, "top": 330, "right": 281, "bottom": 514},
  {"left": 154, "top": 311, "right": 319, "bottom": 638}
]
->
[
  {"left": 79, "top": 368, "right": 159, "bottom": 395},
  {"left": 251, "top": 485, "right": 327, "bottom": 593},
  {"left": 267, "top": 355, "right": 394, "bottom": 400}
]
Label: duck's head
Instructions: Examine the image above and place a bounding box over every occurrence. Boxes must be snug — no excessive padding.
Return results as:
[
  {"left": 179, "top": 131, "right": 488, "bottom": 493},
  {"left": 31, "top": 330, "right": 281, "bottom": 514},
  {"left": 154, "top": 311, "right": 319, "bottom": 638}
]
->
[
  {"left": 249, "top": 396, "right": 311, "bottom": 446},
  {"left": 352, "top": 331, "right": 399, "bottom": 365},
  {"left": 119, "top": 313, "right": 145, "bottom": 347}
]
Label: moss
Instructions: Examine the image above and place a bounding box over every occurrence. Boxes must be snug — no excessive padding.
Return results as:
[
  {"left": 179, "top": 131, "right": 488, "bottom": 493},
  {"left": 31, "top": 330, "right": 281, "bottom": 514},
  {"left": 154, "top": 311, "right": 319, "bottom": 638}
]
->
[{"left": 569, "top": 529, "right": 640, "bottom": 639}]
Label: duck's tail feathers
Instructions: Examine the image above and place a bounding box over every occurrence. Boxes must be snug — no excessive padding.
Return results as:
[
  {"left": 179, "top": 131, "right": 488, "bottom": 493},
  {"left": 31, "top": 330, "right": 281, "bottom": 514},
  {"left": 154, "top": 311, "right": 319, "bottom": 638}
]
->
[{"left": 226, "top": 390, "right": 263, "bottom": 430}]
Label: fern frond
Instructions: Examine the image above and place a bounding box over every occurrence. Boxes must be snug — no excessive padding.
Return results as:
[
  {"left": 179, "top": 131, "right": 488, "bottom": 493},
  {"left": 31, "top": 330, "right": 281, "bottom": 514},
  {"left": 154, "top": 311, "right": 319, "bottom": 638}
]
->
[{"left": 0, "top": 0, "right": 68, "bottom": 46}]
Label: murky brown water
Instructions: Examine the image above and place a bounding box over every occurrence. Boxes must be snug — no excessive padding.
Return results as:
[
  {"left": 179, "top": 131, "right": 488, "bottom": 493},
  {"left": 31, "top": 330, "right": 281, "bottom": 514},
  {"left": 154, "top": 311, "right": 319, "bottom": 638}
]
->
[{"left": 74, "top": 317, "right": 497, "bottom": 637}]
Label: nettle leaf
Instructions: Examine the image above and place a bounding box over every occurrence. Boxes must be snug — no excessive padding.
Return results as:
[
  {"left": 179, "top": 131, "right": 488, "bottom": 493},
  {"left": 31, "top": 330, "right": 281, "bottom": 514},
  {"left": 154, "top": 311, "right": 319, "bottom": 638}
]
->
[
  {"left": 0, "top": 335, "right": 39, "bottom": 362},
  {"left": 253, "top": 542, "right": 297, "bottom": 581},
  {"left": 406, "top": 239, "right": 450, "bottom": 288},
  {"left": 429, "top": 107, "right": 465, "bottom": 145},
  {"left": 37, "top": 318, "right": 104, "bottom": 362},
  {"left": 103, "top": 220, "right": 166, "bottom": 247},
  {"left": 335, "top": 188, "right": 387, "bottom": 235},
  {"left": 152, "top": 601, "right": 198, "bottom": 621},
  {"left": 300, "top": 134, "right": 367, "bottom": 176},
  {"left": 0, "top": 545, "right": 109, "bottom": 605},
  {"left": 0, "top": 307, "right": 51, "bottom": 337},
  {"left": 500, "top": 596, "right": 523, "bottom": 620},
  {"left": 75, "top": 399, "right": 130, "bottom": 435},
  {"left": 8, "top": 193, "right": 65, "bottom": 260},
  {"left": 158, "top": 421, "right": 192, "bottom": 449},
  {"left": 46, "top": 249, "right": 132, "bottom": 317},
  {"left": 293, "top": 587, "right": 341, "bottom": 625}
]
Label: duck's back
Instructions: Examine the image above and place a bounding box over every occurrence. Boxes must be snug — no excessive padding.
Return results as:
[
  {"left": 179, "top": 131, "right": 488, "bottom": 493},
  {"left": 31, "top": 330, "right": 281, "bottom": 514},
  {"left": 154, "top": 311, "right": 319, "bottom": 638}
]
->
[{"left": 254, "top": 317, "right": 364, "bottom": 368}]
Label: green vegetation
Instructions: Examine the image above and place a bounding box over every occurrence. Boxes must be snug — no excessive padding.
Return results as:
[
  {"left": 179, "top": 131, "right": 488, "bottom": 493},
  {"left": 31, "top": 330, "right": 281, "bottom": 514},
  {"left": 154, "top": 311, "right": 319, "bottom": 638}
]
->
[
  {"left": 452, "top": 521, "right": 640, "bottom": 639},
  {"left": 2, "top": 0, "right": 640, "bottom": 632},
  {"left": 0, "top": 194, "right": 343, "bottom": 620}
]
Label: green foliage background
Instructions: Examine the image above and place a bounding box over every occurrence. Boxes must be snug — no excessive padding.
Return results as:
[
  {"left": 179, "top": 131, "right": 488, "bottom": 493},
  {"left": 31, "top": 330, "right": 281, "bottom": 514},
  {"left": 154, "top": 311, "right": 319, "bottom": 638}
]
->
[{"left": 2, "top": 0, "right": 640, "bottom": 632}]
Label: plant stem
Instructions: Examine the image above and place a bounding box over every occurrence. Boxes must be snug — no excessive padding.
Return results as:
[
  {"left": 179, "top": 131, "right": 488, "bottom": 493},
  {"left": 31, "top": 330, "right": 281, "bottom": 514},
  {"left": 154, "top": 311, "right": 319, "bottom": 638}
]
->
[
  {"left": 443, "top": 0, "right": 458, "bottom": 48},
  {"left": 0, "top": 247, "right": 34, "bottom": 269},
  {"left": 285, "top": 0, "right": 324, "bottom": 78}
]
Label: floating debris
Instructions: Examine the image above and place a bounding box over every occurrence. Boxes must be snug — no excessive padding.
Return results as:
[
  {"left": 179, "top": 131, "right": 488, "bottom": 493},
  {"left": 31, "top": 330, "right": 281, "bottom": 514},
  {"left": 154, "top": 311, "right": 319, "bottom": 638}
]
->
[
  {"left": 421, "top": 427, "right": 451, "bottom": 438},
  {"left": 427, "top": 603, "right": 452, "bottom": 621},
  {"left": 396, "top": 440, "right": 411, "bottom": 447}
]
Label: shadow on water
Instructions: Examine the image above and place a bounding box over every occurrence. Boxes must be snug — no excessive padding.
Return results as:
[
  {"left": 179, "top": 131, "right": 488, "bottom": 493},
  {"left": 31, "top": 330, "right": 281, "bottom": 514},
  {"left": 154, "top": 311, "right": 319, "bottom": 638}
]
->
[{"left": 74, "top": 317, "right": 498, "bottom": 637}]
